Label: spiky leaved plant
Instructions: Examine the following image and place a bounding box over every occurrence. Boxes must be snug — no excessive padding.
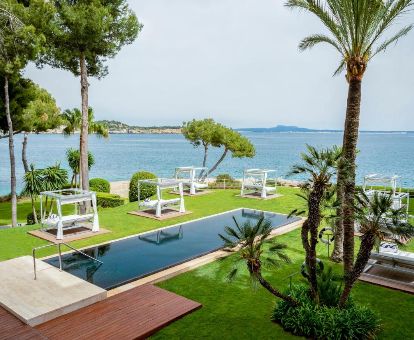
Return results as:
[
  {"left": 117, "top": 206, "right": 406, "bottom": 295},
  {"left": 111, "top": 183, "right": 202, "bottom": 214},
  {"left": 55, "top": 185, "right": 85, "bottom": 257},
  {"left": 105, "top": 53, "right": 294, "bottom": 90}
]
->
[
  {"left": 340, "top": 191, "right": 414, "bottom": 305},
  {"left": 219, "top": 216, "right": 298, "bottom": 306}
]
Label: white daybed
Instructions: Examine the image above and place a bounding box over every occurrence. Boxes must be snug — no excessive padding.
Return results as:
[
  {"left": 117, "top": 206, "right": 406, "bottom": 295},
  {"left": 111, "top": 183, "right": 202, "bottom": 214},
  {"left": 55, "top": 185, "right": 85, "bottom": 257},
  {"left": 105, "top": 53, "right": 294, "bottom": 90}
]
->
[
  {"left": 40, "top": 189, "right": 99, "bottom": 240},
  {"left": 138, "top": 178, "right": 185, "bottom": 218},
  {"left": 174, "top": 166, "right": 209, "bottom": 195},
  {"left": 241, "top": 168, "right": 277, "bottom": 199},
  {"left": 363, "top": 174, "right": 409, "bottom": 215},
  {"left": 366, "top": 242, "right": 414, "bottom": 273}
]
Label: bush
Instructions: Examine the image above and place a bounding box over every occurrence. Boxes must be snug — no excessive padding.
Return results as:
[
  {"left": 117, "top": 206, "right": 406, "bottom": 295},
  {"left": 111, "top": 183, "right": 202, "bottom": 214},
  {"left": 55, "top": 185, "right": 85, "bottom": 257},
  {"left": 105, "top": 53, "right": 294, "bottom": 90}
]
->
[
  {"left": 216, "top": 173, "right": 235, "bottom": 182},
  {"left": 210, "top": 173, "right": 240, "bottom": 189},
  {"left": 27, "top": 212, "right": 41, "bottom": 225},
  {"left": 129, "top": 171, "right": 157, "bottom": 202},
  {"left": 96, "top": 192, "right": 124, "bottom": 208},
  {"left": 272, "top": 285, "right": 381, "bottom": 340},
  {"left": 90, "top": 178, "right": 110, "bottom": 193}
]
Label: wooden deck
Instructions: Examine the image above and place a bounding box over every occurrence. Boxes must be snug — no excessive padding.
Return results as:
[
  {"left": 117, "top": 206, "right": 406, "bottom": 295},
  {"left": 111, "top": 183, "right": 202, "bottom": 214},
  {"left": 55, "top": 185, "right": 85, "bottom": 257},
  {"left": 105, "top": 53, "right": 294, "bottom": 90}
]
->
[
  {"left": 35, "top": 284, "right": 201, "bottom": 339},
  {"left": 0, "top": 307, "right": 45, "bottom": 340},
  {"left": 360, "top": 265, "right": 414, "bottom": 294}
]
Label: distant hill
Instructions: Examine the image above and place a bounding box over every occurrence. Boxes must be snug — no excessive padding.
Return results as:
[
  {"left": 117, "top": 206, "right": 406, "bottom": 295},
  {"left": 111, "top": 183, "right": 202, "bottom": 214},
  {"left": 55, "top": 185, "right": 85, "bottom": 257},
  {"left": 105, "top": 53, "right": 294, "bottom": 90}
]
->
[{"left": 238, "top": 124, "right": 412, "bottom": 133}]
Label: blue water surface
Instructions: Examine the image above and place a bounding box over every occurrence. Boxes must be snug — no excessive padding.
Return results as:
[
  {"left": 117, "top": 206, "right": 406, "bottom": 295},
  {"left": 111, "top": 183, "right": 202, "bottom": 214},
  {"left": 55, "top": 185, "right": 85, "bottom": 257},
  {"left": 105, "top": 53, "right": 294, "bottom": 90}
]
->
[{"left": 1, "top": 132, "right": 414, "bottom": 194}]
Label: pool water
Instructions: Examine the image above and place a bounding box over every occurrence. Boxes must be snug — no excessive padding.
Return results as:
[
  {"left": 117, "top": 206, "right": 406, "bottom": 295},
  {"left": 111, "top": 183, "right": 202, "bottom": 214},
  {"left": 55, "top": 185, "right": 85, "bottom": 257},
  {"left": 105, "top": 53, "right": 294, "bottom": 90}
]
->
[{"left": 45, "top": 209, "right": 300, "bottom": 289}]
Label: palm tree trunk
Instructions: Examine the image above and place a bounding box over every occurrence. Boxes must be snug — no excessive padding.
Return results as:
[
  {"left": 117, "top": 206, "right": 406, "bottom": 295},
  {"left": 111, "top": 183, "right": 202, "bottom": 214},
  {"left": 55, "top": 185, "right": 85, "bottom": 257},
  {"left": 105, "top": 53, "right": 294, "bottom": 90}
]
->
[
  {"left": 31, "top": 195, "right": 38, "bottom": 224},
  {"left": 207, "top": 148, "right": 229, "bottom": 175},
  {"left": 256, "top": 273, "right": 298, "bottom": 306},
  {"left": 22, "top": 132, "right": 29, "bottom": 173},
  {"left": 339, "top": 232, "right": 375, "bottom": 307},
  {"left": 340, "top": 78, "right": 362, "bottom": 277},
  {"left": 331, "top": 179, "right": 344, "bottom": 262},
  {"left": 302, "top": 186, "right": 323, "bottom": 302},
  {"left": 4, "top": 75, "right": 17, "bottom": 227},
  {"left": 79, "top": 53, "right": 89, "bottom": 192}
]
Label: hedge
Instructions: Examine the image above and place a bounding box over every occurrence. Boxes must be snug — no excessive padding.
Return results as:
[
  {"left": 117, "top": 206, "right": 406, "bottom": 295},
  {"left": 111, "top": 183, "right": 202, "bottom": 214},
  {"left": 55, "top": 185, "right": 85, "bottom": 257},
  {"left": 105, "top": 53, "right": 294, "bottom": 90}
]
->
[
  {"left": 129, "top": 171, "right": 157, "bottom": 202},
  {"left": 96, "top": 192, "right": 124, "bottom": 208},
  {"left": 90, "top": 178, "right": 110, "bottom": 193}
]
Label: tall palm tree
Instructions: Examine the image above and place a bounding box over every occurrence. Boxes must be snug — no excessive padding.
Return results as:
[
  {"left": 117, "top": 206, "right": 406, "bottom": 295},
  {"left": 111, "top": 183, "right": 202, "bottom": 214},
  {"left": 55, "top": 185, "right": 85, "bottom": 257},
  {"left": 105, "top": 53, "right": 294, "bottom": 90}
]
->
[
  {"left": 62, "top": 107, "right": 107, "bottom": 190},
  {"left": 286, "top": 0, "right": 414, "bottom": 285},
  {"left": 219, "top": 217, "right": 298, "bottom": 306},
  {"left": 339, "top": 191, "right": 414, "bottom": 305},
  {"left": 289, "top": 145, "right": 341, "bottom": 302}
]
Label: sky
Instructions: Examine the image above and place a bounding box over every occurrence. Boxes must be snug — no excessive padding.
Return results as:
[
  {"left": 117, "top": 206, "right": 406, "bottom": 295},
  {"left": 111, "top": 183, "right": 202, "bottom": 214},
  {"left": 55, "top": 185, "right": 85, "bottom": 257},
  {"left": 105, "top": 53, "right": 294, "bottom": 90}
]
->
[{"left": 25, "top": 0, "right": 414, "bottom": 130}]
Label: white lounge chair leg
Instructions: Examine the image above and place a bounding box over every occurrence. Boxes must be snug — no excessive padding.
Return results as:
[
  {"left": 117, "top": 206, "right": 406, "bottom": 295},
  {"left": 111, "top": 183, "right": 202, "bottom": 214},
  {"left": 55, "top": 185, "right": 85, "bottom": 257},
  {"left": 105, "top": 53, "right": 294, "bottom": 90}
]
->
[
  {"left": 190, "top": 183, "right": 196, "bottom": 195},
  {"left": 156, "top": 203, "right": 162, "bottom": 218},
  {"left": 261, "top": 189, "right": 267, "bottom": 199},
  {"left": 57, "top": 220, "right": 63, "bottom": 240},
  {"left": 180, "top": 199, "right": 185, "bottom": 213},
  {"left": 93, "top": 214, "right": 99, "bottom": 232}
]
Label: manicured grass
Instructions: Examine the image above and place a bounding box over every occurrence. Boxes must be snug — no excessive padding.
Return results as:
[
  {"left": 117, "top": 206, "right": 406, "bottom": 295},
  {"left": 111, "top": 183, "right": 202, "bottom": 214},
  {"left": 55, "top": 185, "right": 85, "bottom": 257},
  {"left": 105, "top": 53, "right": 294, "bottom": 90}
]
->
[
  {"left": 1, "top": 188, "right": 413, "bottom": 339},
  {"left": 0, "top": 187, "right": 304, "bottom": 260},
  {"left": 154, "top": 228, "right": 414, "bottom": 340}
]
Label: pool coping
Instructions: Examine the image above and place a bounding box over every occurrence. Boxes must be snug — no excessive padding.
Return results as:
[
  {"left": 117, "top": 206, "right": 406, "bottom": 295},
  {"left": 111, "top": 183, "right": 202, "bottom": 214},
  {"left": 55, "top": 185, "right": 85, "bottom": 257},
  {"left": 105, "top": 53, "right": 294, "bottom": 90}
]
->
[{"left": 39, "top": 208, "right": 304, "bottom": 296}]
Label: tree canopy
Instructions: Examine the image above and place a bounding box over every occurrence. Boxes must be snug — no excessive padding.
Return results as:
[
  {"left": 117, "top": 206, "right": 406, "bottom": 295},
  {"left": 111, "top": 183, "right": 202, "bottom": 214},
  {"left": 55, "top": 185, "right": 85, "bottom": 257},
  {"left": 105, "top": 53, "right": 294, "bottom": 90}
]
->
[
  {"left": 182, "top": 119, "right": 255, "bottom": 175},
  {"left": 0, "top": 77, "right": 61, "bottom": 135},
  {"left": 40, "top": 0, "right": 142, "bottom": 78},
  {"left": 285, "top": 0, "right": 414, "bottom": 80}
]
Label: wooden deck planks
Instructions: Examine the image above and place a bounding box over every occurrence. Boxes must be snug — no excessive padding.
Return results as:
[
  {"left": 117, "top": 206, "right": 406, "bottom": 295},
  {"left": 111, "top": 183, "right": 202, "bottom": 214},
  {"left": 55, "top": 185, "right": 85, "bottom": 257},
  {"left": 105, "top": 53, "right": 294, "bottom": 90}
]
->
[
  {"left": 35, "top": 284, "right": 201, "bottom": 339},
  {"left": 0, "top": 308, "right": 45, "bottom": 340},
  {"left": 360, "top": 272, "right": 414, "bottom": 294}
]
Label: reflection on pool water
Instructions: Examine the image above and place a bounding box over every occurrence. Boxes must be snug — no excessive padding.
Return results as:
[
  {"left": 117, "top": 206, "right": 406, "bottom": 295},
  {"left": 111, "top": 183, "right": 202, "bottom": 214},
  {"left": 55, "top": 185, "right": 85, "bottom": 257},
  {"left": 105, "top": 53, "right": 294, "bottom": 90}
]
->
[{"left": 45, "top": 208, "right": 300, "bottom": 289}]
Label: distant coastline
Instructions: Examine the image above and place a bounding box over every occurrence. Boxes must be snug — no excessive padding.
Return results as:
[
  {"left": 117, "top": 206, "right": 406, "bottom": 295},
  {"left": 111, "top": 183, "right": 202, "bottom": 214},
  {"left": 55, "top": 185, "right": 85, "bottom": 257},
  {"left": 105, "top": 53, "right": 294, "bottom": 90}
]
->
[{"left": 36, "top": 122, "right": 414, "bottom": 135}]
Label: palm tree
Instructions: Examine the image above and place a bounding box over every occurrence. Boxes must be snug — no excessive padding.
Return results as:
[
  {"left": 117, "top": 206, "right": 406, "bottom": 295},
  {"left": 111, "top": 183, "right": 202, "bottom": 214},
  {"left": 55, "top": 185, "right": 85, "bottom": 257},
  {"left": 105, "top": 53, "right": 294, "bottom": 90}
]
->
[
  {"left": 286, "top": 0, "right": 414, "bottom": 287},
  {"left": 22, "top": 164, "right": 43, "bottom": 224},
  {"left": 62, "top": 107, "right": 109, "bottom": 138},
  {"left": 339, "top": 191, "right": 414, "bottom": 306},
  {"left": 66, "top": 148, "right": 95, "bottom": 187},
  {"left": 219, "top": 216, "right": 298, "bottom": 306},
  {"left": 289, "top": 145, "right": 341, "bottom": 302},
  {"left": 62, "top": 107, "right": 107, "bottom": 190}
]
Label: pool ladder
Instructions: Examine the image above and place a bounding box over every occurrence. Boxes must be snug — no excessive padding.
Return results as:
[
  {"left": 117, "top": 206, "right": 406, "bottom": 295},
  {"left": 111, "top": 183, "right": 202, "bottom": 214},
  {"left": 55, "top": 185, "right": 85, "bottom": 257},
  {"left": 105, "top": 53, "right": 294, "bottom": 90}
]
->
[{"left": 32, "top": 242, "right": 103, "bottom": 280}]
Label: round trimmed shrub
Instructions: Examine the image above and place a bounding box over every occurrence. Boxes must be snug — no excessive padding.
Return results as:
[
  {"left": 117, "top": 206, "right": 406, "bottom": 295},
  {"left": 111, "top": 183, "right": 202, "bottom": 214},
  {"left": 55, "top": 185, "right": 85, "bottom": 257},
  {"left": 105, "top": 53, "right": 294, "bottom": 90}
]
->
[
  {"left": 129, "top": 171, "right": 157, "bottom": 202},
  {"left": 272, "top": 285, "right": 381, "bottom": 339},
  {"left": 89, "top": 178, "right": 110, "bottom": 193}
]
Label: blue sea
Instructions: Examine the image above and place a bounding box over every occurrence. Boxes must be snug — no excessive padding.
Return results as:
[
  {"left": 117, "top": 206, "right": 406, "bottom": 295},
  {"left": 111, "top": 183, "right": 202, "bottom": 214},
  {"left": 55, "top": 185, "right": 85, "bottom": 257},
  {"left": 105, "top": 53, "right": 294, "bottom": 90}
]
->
[{"left": 1, "top": 132, "right": 413, "bottom": 195}]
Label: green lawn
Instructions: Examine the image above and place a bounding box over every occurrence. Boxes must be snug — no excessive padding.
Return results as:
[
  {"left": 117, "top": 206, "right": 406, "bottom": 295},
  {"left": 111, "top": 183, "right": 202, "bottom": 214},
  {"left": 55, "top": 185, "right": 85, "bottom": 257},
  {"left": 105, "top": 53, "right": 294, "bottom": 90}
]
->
[
  {"left": 0, "top": 188, "right": 413, "bottom": 339},
  {"left": 0, "top": 187, "right": 304, "bottom": 260}
]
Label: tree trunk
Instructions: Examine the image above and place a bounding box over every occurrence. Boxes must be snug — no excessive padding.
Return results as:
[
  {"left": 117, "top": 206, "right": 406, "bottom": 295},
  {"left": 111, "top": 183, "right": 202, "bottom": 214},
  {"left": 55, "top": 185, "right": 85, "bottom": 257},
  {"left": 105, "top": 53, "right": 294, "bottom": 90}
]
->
[
  {"left": 207, "top": 148, "right": 229, "bottom": 175},
  {"left": 339, "top": 232, "right": 375, "bottom": 307},
  {"left": 256, "top": 272, "right": 298, "bottom": 306},
  {"left": 4, "top": 75, "right": 17, "bottom": 227},
  {"left": 31, "top": 196, "right": 38, "bottom": 224},
  {"left": 202, "top": 143, "right": 208, "bottom": 167},
  {"left": 339, "top": 78, "right": 362, "bottom": 277},
  {"left": 22, "top": 132, "right": 29, "bottom": 173},
  {"left": 331, "top": 178, "right": 344, "bottom": 262},
  {"left": 302, "top": 185, "right": 323, "bottom": 302},
  {"left": 79, "top": 53, "right": 89, "bottom": 192}
]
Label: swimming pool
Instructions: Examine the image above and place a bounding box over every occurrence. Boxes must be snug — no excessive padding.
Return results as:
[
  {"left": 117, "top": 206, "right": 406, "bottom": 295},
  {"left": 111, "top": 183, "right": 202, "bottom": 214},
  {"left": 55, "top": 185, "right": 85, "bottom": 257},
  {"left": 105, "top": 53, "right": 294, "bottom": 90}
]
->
[{"left": 45, "top": 208, "right": 300, "bottom": 289}]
